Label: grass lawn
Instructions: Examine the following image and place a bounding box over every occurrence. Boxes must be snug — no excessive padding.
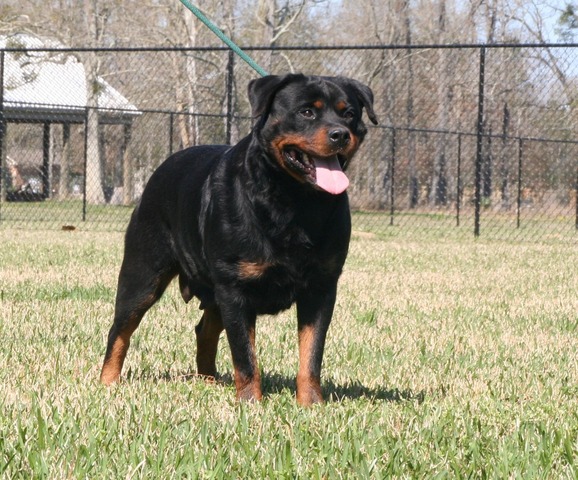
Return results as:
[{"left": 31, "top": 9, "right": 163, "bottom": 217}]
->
[{"left": 0, "top": 229, "right": 577, "bottom": 478}]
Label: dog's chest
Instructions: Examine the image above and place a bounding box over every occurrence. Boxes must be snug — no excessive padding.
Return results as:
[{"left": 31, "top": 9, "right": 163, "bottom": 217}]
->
[
  {"left": 235, "top": 258, "right": 310, "bottom": 314},
  {"left": 233, "top": 235, "right": 334, "bottom": 314},
  {"left": 205, "top": 195, "right": 348, "bottom": 314}
]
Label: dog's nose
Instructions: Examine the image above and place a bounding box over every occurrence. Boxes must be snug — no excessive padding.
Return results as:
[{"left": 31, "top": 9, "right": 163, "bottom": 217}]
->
[{"left": 328, "top": 128, "right": 350, "bottom": 148}]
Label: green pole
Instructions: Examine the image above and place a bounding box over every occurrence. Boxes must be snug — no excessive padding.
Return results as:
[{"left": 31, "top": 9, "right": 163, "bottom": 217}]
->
[{"left": 178, "top": 0, "right": 269, "bottom": 77}]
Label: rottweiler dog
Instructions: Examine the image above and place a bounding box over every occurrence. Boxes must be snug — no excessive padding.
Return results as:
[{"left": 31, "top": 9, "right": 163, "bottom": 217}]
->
[{"left": 100, "top": 74, "right": 377, "bottom": 405}]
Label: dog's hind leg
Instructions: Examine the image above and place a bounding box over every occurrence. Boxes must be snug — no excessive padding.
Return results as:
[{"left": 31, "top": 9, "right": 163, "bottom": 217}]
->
[
  {"left": 195, "top": 306, "right": 224, "bottom": 378},
  {"left": 100, "top": 239, "right": 176, "bottom": 385},
  {"left": 195, "top": 305, "right": 224, "bottom": 378}
]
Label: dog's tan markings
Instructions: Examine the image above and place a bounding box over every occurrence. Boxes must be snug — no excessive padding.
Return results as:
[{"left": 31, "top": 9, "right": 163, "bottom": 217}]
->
[
  {"left": 234, "top": 367, "right": 263, "bottom": 401},
  {"left": 234, "top": 325, "right": 262, "bottom": 401},
  {"left": 271, "top": 134, "right": 311, "bottom": 182},
  {"left": 311, "top": 128, "right": 334, "bottom": 155},
  {"left": 296, "top": 324, "right": 323, "bottom": 406},
  {"left": 100, "top": 330, "right": 132, "bottom": 385},
  {"left": 297, "top": 324, "right": 315, "bottom": 370},
  {"left": 337, "top": 131, "right": 360, "bottom": 166},
  {"left": 272, "top": 134, "right": 311, "bottom": 156},
  {"left": 101, "top": 289, "right": 161, "bottom": 385},
  {"left": 271, "top": 131, "right": 343, "bottom": 168},
  {"left": 238, "top": 261, "right": 272, "bottom": 280},
  {"left": 313, "top": 100, "right": 324, "bottom": 109},
  {"left": 335, "top": 100, "right": 347, "bottom": 111},
  {"left": 270, "top": 129, "right": 362, "bottom": 185}
]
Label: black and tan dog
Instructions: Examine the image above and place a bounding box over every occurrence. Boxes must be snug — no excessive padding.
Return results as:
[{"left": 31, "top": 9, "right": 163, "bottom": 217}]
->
[{"left": 100, "top": 74, "right": 377, "bottom": 405}]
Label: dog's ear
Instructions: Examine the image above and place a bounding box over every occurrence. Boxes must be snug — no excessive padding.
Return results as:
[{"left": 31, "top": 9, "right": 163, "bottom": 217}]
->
[
  {"left": 353, "top": 80, "right": 379, "bottom": 125},
  {"left": 248, "top": 74, "right": 305, "bottom": 119},
  {"left": 328, "top": 77, "right": 378, "bottom": 125}
]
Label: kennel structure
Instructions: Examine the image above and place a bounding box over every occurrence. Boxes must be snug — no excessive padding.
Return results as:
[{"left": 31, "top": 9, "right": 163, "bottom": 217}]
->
[{"left": 0, "top": 33, "right": 140, "bottom": 204}]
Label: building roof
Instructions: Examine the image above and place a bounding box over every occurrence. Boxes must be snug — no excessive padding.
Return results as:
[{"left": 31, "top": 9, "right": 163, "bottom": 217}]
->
[{"left": 1, "top": 33, "right": 140, "bottom": 123}]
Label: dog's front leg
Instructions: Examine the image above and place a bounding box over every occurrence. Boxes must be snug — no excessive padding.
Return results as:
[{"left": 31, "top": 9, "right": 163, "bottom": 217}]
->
[
  {"left": 295, "top": 285, "right": 337, "bottom": 406},
  {"left": 217, "top": 291, "right": 262, "bottom": 402}
]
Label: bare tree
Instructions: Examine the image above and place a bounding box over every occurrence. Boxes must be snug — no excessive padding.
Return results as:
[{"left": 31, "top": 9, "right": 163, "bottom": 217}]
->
[
  {"left": 82, "top": 0, "right": 108, "bottom": 204},
  {"left": 557, "top": 2, "right": 578, "bottom": 40},
  {"left": 428, "top": 0, "right": 450, "bottom": 206},
  {"left": 398, "top": 0, "right": 418, "bottom": 208},
  {"left": 255, "top": 0, "right": 305, "bottom": 68},
  {"left": 513, "top": 0, "right": 576, "bottom": 106}
]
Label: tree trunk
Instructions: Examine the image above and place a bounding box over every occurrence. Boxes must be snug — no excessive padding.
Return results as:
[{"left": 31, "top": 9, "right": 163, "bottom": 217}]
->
[
  {"left": 59, "top": 123, "right": 71, "bottom": 198},
  {"left": 122, "top": 124, "right": 133, "bottom": 205},
  {"left": 401, "top": 0, "right": 418, "bottom": 208},
  {"left": 257, "top": 0, "right": 276, "bottom": 70},
  {"left": 0, "top": 120, "right": 6, "bottom": 202},
  {"left": 83, "top": 0, "right": 104, "bottom": 204},
  {"left": 429, "top": 0, "right": 450, "bottom": 206},
  {"left": 172, "top": 5, "right": 200, "bottom": 149},
  {"left": 85, "top": 63, "right": 105, "bottom": 205},
  {"left": 500, "top": 103, "right": 510, "bottom": 209},
  {"left": 482, "top": 126, "right": 493, "bottom": 200}
]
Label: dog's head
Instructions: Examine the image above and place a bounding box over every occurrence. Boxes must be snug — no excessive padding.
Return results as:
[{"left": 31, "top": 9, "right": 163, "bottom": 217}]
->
[{"left": 248, "top": 74, "right": 378, "bottom": 195}]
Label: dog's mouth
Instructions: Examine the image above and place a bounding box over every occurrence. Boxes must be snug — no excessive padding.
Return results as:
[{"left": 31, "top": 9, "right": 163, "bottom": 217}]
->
[{"left": 283, "top": 148, "right": 349, "bottom": 195}]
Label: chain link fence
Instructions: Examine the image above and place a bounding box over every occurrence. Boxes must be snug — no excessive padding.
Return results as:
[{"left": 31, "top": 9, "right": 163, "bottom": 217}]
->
[{"left": 0, "top": 40, "right": 577, "bottom": 242}]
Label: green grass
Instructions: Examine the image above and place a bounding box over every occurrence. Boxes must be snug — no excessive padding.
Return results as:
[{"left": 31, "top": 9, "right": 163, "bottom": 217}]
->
[
  {"left": 0, "top": 199, "right": 133, "bottom": 231},
  {"left": 1, "top": 230, "right": 577, "bottom": 478},
  {"left": 2, "top": 200, "right": 577, "bottom": 241}
]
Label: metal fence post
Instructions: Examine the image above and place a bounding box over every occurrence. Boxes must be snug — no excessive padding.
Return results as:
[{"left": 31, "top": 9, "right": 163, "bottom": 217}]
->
[
  {"left": 575, "top": 167, "right": 577, "bottom": 230},
  {"left": 0, "top": 50, "right": 5, "bottom": 222},
  {"left": 169, "top": 112, "right": 174, "bottom": 156},
  {"left": 225, "top": 50, "right": 235, "bottom": 145},
  {"left": 474, "top": 46, "right": 486, "bottom": 237},
  {"left": 83, "top": 108, "right": 88, "bottom": 222},
  {"left": 390, "top": 128, "right": 396, "bottom": 226},
  {"left": 42, "top": 123, "right": 50, "bottom": 200},
  {"left": 516, "top": 138, "right": 523, "bottom": 229},
  {"left": 456, "top": 133, "right": 462, "bottom": 227}
]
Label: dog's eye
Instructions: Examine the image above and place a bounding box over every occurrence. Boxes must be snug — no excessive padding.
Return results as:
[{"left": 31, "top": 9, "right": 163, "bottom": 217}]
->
[
  {"left": 343, "top": 110, "right": 355, "bottom": 119},
  {"left": 300, "top": 109, "right": 316, "bottom": 119}
]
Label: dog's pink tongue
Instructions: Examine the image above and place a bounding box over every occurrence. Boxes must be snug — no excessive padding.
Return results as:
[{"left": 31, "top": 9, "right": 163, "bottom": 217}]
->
[{"left": 315, "top": 156, "right": 349, "bottom": 195}]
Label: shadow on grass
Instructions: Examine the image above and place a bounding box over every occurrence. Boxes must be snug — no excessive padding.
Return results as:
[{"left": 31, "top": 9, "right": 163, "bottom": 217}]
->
[
  {"left": 135, "top": 369, "right": 425, "bottom": 404},
  {"left": 262, "top": 372, "right": 426, "bottom": 404}
]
